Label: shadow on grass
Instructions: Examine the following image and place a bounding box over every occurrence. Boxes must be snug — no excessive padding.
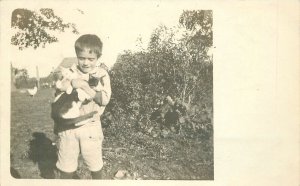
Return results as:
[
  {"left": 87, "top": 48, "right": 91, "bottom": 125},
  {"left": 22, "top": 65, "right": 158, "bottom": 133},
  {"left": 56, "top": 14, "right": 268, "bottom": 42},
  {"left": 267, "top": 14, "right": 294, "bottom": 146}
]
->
[
  {"left": 10, "top": 167, "right": 21, "bottom": 178},
  {"left": 28, "top": 132, "right": 57, "bottom": 179}
]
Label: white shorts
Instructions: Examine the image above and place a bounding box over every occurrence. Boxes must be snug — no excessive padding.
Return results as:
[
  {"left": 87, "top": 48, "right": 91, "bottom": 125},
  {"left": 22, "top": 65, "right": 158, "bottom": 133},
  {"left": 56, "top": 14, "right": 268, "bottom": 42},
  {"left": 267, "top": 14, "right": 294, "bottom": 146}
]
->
[{"left": 56, "top": 122, "right": 104, "bottom": 173}]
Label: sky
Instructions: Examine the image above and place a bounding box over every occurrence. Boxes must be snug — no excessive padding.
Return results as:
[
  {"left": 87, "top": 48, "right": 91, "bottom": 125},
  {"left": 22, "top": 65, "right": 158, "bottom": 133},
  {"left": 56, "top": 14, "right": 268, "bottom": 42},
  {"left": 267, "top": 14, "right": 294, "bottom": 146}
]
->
[{"left": 10, "top": 1, "right": 185, "bottom": 77}]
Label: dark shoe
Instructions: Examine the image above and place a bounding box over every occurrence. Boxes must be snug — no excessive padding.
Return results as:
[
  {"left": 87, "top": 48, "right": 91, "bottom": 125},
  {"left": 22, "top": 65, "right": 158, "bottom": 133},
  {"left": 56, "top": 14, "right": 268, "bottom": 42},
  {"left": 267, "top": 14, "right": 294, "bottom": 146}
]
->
[
  {"left": 91, "top": 170, "right": 103, "bottom": 179},
  {"left": 59, "top": 170, "right": 75, "bottom": 179}
]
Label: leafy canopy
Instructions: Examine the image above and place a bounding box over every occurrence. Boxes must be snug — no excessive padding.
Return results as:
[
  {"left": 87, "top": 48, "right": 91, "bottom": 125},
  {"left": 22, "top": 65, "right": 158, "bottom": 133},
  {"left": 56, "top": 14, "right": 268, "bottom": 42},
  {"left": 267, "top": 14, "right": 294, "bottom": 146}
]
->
[{"left": 11, "top": 8, "right": 79, "bottom": 50}]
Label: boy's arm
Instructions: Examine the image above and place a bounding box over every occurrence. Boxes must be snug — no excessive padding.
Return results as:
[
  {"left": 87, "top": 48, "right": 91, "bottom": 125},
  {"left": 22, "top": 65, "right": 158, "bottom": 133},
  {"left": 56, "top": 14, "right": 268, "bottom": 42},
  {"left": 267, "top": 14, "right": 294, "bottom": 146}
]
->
[
  {"left": 71, "top": 70, "right": 111, "bottom": 106},
  {"left": 93, "top": 71, "right": 111, "bottom": 106},
  {"left": 71, "top": 79, "right": 96, "bottom": 98}
]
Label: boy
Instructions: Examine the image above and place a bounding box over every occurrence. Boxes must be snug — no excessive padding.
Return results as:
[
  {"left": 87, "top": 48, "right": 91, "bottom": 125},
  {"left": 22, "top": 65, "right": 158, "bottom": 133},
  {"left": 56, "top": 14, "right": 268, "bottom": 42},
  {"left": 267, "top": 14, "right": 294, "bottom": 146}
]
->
[{"left": 55, "top": 34, "right": 111, "bottom": 179}]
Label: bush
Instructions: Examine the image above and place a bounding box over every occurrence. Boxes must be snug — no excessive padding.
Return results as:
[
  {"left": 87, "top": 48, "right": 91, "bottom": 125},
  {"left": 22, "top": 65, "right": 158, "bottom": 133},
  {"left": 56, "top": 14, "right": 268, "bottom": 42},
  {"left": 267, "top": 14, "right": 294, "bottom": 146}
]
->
[{"left": 104, "top": 10, "right": 213, "bottom": 139}]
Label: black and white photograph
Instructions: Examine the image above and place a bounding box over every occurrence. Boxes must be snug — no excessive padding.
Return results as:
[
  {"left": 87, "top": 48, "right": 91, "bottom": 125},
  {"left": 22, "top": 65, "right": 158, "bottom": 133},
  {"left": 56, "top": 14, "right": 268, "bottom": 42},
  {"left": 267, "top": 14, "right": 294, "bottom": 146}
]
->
[
  {"left": 1, "top": 1, "right": 299, "bottom": 186},
  {"left": 9, "top": 3, "right": 214, "bottom": 180}
]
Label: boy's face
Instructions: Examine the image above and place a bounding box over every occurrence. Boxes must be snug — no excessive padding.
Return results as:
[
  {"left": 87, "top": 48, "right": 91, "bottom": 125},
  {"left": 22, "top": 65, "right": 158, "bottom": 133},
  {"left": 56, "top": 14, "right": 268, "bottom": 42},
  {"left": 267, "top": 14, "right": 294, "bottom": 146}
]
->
[{"left": 76, "top": 49, "right": 98, "bottom": 74}]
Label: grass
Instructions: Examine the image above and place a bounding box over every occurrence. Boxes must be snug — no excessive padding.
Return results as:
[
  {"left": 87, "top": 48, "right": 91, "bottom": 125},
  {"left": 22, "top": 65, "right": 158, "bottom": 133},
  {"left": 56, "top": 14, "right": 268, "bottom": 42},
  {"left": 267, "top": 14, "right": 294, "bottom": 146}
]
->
[{"left": 10, "top": 88, "right": 213, "bottom": 179}]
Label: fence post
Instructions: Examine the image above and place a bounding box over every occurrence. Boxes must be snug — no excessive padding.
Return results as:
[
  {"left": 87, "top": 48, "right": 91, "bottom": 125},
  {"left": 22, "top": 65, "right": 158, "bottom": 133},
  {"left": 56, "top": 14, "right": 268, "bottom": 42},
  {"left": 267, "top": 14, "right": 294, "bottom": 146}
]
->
[{"left": 36, "top": 66, "right": 40, "bottom": 88}]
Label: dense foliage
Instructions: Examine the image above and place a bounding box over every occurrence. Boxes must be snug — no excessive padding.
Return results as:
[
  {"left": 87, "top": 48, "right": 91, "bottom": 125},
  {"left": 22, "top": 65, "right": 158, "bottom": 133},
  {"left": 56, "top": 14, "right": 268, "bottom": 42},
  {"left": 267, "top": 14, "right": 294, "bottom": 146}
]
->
[{"left": 104, "top": 10, "right": 213, "bottom": 139}]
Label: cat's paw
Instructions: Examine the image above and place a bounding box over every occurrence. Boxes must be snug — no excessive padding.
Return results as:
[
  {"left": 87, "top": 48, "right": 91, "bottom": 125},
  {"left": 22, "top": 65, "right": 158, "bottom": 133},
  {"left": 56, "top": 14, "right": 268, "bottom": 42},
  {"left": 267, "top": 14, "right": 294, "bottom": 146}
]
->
[{"left": 66, "top": 86, "right": 73, "bottom": 94}]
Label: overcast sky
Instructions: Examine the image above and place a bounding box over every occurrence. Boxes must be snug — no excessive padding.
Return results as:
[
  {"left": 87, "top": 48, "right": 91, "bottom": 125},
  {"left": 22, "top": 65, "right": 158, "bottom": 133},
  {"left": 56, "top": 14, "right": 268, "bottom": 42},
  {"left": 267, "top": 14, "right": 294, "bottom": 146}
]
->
[{"left": 10, "top": 1, "right": 186, "bottom": 77}]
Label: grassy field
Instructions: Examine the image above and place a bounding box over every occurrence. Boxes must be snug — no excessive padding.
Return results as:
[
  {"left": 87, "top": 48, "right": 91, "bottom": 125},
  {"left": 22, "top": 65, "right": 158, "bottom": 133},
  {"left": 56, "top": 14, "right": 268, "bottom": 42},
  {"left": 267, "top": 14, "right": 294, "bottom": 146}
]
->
[{"left": 10, "top": 88, "right": 213, "bottom": 180}]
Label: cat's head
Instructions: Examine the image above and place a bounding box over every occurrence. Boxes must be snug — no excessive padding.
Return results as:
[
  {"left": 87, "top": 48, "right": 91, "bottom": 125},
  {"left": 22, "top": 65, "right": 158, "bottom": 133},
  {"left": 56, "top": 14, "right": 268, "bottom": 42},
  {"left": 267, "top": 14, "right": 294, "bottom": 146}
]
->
[{"left": 60, "top": 64, "right": 78, "bottom": 80}]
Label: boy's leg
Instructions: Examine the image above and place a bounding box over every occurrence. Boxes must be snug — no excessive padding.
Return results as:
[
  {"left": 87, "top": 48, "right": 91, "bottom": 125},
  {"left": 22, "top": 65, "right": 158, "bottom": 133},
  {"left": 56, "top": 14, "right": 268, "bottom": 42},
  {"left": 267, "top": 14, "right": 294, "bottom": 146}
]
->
[
  {"left": 56, "top": 130, "right": 80, "bottom": 179},
  {"left": 79, "top": 124, "right": 104, "bottom": 179}
]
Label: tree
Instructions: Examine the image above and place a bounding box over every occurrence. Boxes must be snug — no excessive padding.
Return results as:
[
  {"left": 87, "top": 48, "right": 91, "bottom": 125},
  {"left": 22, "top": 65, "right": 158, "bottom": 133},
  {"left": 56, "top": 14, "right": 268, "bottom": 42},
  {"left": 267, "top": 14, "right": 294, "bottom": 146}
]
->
[
  {"left": 179, "top": 10, "right": 213, "bottom": 55},
  {"left": 11, "top": 8, "right": 80, "bottom": 50},
  {"left": 177, "top": 10, "right": 213, "bottom": 102},
  {"left": 13, "top": 67, "right": 30, "bottom": 89}
]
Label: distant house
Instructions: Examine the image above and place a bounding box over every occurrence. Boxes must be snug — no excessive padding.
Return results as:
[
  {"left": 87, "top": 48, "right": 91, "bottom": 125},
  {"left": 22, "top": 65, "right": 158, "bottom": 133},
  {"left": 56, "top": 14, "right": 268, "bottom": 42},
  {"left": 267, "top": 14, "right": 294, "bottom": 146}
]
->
[
  {"left": 54, "top": 57, "right": 109, "bottom": 73},
  {"left": 53, "top": 57, "right": 77, "bottom": 72}
]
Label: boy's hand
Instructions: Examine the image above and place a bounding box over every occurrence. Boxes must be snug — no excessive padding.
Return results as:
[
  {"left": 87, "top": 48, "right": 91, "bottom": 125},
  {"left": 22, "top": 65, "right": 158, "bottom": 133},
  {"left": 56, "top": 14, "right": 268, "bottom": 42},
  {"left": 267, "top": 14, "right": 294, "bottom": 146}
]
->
[
  {"left": 71, "top": 79, "right": 96, "bottom": 99},
  {"left": 71, "top": 79, "right": 89, "bottom": 89}
]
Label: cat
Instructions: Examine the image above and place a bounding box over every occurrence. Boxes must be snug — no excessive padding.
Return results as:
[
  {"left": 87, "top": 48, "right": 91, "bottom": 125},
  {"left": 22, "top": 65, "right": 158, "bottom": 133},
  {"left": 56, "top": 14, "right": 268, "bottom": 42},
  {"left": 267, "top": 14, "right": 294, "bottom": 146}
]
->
[
  {"left": 51, "top": 67, "right": 104, "bottom": 131},
  {"left": 51, "top": 89, "right": 97, "bottom": 127}
]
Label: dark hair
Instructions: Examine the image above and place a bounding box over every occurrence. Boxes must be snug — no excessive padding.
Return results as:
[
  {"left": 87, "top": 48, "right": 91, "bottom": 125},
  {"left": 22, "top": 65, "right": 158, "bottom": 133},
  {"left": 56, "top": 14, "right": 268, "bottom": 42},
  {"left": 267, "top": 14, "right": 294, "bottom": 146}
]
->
[{"left": 75, "top": 34, "right": 103, "bottom": 58}]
